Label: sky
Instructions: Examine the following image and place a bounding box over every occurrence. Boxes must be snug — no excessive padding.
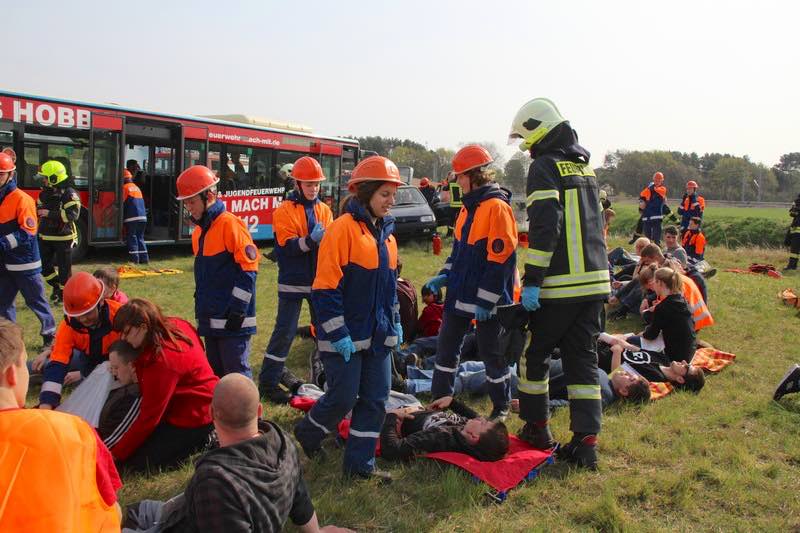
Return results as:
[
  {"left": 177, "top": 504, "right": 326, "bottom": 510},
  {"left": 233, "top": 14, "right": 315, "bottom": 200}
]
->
[{"left": 4, "top": 0, "right": 798, "bottom": 166}]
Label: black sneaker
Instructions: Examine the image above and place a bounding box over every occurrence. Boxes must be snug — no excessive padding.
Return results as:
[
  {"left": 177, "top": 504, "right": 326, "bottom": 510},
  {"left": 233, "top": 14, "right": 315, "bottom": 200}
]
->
[
  {"left": 343, "top": 469, "right": 393, "bottom": 485},
  {"left": 774, "top": 364, "right": 800, "bottom": 401},
  {"left": 557, "top": 434, "right": 598, "bottom": 470},
  {"left": 702, "top": 268, "right": 717, "bottom": 279},
  {"left": 309, "top": 348, "right": 325, "bottom": 388},
  {"left": 517, "top": 422, "right": 557, "bottom": 450},
  {"left": 488, "top": 405, "right": 510, "bottom": 422},
  {"left": 259, "top": 384, "right": 292, "bottom": 405},
  {"left": 280, "top": 368, "right": 305, "bottom": 395}
]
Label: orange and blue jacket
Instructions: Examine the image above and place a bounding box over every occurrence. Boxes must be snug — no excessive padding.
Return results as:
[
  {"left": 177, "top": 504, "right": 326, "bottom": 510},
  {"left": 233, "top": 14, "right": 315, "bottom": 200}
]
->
[
  {"left": 0, "top": 409, "right": 122, "bottom": 532},
  {"left": 40, "top": 299, "right": 122, "bottom": 406},
  {"left": 676, "top": 274, "right": 713, "bottom": 331},
  {"left": 439, "top": 183, "right": 518, "bottom": 317},
  {"left": 312, "top": 199, "right": 399, "bottom": 354},
  {"left": 682, "top": 229, "right": 706, "bottom": 261},
  {"left": 677, "top": 193, "right": 705, "bottom": 228},
  {"left": 274, "top": 190, "right": 333, "bottom": 300},
  {"left": 0, "top": 180, "right": 41, "bottom": 273},
  {"left": 122, "top": 177, "right": 147, "bottom": 223},
  {"left": 192, "top": 200, "right": 259, "bottom": 337},
  {"left": 639, "top": 182, "right": 667, "bottom": 221}
]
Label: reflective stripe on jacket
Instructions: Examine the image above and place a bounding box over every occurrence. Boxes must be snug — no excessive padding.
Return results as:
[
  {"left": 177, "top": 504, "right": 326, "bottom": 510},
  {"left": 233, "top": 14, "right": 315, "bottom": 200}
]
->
[
  {"left": 439, "top": 183, "right": 517, "bottom": 317},
  {"left": 274, "top": 191, "right": 333, "bottom": 300},
  {"left": 192, "top": 200, "right": 259, "bottom": 337},
  {"left": 37, "top": 185, "right": 80, "bottom": 240},
  {"left": 680, "top": 274, "right": 713, "bottom": 331},
  {"left": 640, "top": 183, "right": 667, "bottom": 220},
  {"left": 312, "top": 199, "right": 399, "bottom": 354},
  {"left": 122, "top": 179, "right": 147, "bottom": 223},
  {"left": 677, "top": 193, "right": 705, "bottom": 227},
  {"left": 0, "top": 181, "right": 41, "bottom": 272}
]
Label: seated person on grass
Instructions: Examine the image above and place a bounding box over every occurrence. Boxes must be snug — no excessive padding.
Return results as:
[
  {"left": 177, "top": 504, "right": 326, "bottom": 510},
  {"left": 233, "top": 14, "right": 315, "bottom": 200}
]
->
[
  {"left": 636, "top": 266, "right": 697, "bottom": 362},
  {"left": 107, "top": 299, "right": 219, "bottom": 473},
  {"left": 94, "top": 267, "right": 129, "bottom": 305},
  {"left": 662, "top": 225, "right": 688, "bottom": 268},
  {"left": 417, "top": 285, "right": 444, "bottom": 338},
  {"left": 380, "top": 394, "right": 509, "bottom": 462},
  {"left": 124, "top": 374, "right": 348, "bottom": 533},
  {"left": 0, "top": 318, "right": 122, "bottom": 531},
  {"left": 98, "top": 340, "right": 141, "bottom": 442}
]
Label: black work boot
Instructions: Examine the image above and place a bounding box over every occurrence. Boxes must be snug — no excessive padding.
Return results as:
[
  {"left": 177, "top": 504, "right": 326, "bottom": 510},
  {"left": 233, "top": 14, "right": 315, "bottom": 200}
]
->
[
  {"left": 489, "top": 404, "right": 510, "bottom": 422},
  {"left": 517, "top": 421, "right": 557, "bottom": 450},
  {"left": 774, "top": 364, "right": 800, "bottom": 401},
  {"left": 343, "top": 469, "right": 393, "bottom": 485},
  {"left": 279, "top": 368, "right": 305, "bottom": 395},
  {"left": 558, "top": 433, "right": 598, "bottom": 470},
  {"left": 259, "top": 383, "right": 292, "bottom": 405},
  {"left": 50, "top": 286, "right": 62, "bottom": 303},
  {"left": 785, "top": 257, "right": 798, "bottom": 271}
]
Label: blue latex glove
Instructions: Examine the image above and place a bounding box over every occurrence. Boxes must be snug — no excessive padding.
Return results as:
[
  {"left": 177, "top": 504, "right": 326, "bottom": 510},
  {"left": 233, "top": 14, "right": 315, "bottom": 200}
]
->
[
  {"left": 521, "top": 286, "right": 541, "bottom": 312},
  {"left": 310, "top": 223, "right": 325, "bottom": 243},
  {"left": 424, "top": 274, "right": 448, "bottom": 293},
  {"left": 395, "top": 322, "right": 403, "bottom": 347},
  {"left": 474, "top": 305, "right": 492, "bottom": 322},
  {"left": 332, "top": 336, "right": 357, "bottom": 363}
]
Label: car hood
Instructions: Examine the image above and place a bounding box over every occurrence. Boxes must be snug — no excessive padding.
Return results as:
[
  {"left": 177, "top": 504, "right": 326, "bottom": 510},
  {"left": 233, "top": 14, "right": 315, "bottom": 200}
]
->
[{"left": 390, "top": 203, "right": 434, "bottom": 218}]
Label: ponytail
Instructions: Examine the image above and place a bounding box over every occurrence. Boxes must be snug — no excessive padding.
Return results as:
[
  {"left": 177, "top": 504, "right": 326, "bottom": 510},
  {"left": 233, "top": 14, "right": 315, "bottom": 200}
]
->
[{"left": 654, "top": 267, "right": 682, "bottom": 293}]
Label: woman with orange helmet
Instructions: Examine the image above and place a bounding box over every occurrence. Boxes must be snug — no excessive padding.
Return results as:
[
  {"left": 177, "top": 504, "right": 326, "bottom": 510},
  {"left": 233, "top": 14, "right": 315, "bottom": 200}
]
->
[
  {"left": 677, "top": 180, "right": 705, "bottom": 233},
  {"left": 424, "top": 144, "right": 518, "bottom": 421},
  {"left": 176, "top": 165, "right": 259, "bottom": 378},
  {"left": 38, "top": 272, "right": 123, "bottom": 409},
  {"left": 122, "top": 169, "right": 149, "bottom": 263},
  {"left": 639, "top": 171, "right": 668, "bottom": 245},
  {"left": 258, "top": 157, "right": 334, "bottom": 403},
  {"left": 294, "top": 155, "right": 403, "bottom": 481}
]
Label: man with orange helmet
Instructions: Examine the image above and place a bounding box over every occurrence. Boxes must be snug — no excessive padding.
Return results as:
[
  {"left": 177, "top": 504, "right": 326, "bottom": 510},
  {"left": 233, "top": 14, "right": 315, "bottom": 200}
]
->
[
  {"left": 418, "top": 176, "right": 436, "bottom": 205},
  {"left": 38, "top": 272, "right": 122, "bottom": 409},
  {"left": 258, "top": 157, "right": 333, "bottom": 403},
  {"left": 425, "top": 144, "right": 518, "bottom": 421},
  {"left": 0, "top": 151, "right": 56, "bottom": 347},
  {"left": 677, "top": 180, "right": 705, "bottom": 233},
  {"left": 176, "top": 165, "right": 259, "bottom": 378},
  {"left": 294, "top": 155, "right": 403, "bottom": 481},
  {"left": 122, "top": 169, "right": 149, "bottom": 263},
  {"left": 639, "top": 171, "right": 668, "bottom": 245}
]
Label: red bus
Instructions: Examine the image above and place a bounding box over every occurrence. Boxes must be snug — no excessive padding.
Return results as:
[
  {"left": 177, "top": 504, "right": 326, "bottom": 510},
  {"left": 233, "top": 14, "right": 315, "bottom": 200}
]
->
[{"left": 0, "top": 90, "right": 360, "bottom": 259}]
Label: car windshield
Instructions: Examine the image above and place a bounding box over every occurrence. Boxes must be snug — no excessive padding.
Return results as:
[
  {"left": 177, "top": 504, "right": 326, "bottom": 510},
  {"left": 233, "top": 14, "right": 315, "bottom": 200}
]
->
[{"left": 394, "top": 187, "right": 425, "bottom": 205}]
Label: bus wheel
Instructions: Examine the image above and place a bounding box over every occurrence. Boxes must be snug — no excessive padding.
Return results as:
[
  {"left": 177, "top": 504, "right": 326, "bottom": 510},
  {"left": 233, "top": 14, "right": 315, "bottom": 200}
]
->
[{"left": 71, "top": 219, "right": 89, "bottom": 263}]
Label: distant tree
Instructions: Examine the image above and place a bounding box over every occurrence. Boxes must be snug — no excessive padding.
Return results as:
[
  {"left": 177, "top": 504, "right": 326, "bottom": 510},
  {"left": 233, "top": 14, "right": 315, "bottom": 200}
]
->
[
  {"left": 503, "top": 152, "right": 530, "bottom": 198},
  {"left": 773, "top": 152, "right": 800, "bottom": 197}
]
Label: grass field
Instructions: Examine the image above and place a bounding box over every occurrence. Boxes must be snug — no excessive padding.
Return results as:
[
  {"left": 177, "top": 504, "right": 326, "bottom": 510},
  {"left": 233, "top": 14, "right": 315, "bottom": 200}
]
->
[
  {"left": 13, "top": 234, "right": 800, "bottom": 532},
  {"left": 610, "top": 201, "right": 787, "bottom": 222}
]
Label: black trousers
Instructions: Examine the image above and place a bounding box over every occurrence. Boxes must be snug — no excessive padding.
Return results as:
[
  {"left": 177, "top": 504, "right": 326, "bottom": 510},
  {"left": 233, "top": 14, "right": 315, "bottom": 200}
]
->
[
  {"left": 788, "top": 233, "right": 800, "bottom": 269},
  {"left": 118, "top": 422, "right": 213, "bottom": 474},
  {"left": 519, "top": 300, "right": 603, "bottom": 434},
  {"left": 39, "top": 239, "right": 72, "bottom": 289}
]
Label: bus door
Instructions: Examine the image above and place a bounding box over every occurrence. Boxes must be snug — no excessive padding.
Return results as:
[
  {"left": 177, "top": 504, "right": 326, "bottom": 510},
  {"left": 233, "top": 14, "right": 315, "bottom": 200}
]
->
[
  {"left": 180, "top": 132, "right": 209, "bottom": 239},
  {"left": 123, "top": 120, "right": 181, "bottom": 241},
  {"left": 88, "top": 112, "right": 123, "bottom": 245}
]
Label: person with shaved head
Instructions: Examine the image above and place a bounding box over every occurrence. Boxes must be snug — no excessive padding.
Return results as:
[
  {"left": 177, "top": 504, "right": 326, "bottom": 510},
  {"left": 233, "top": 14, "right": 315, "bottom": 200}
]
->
[{"left": 124, "top": 374, "right": 350, "bottom": 532}]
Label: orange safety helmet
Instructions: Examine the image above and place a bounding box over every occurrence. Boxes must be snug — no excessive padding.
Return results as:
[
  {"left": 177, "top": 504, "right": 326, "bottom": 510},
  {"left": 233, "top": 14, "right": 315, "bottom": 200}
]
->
[
  {"left": 176, "top": 165, "right": 219, "bottom": 200},
  {"left": 122, "top": 169, "right": 133, "bottom": 179},
  {"left": 347, "top": 155, "right": 404, "bottom": 192},
  {"left": 419, "top": 177, "right": 430, "bottom": 187},
  {"left": 0, "top": 152, "right": 15, "bottom": 173},
  {"left": 653, "top": 171, "right": 664, "bottom": 182},
  {"left": 291, "top": 156, "right": 326, "bottom": 182},
  {"left": 686, "top": 180, "right": 699, "bottom": 189},
  {"left": 1, "top": 147, "right": 16, "bottom": 163},
  {"left": 452, "top": 144, "right": 493, "bottom": 175},
  {"left": 63, "top": 272, "right": 105, "bottom": 317}
]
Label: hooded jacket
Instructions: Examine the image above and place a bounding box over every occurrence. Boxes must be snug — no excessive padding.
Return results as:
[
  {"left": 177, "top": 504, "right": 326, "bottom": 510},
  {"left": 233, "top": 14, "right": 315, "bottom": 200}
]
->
[
  {"left": 438, "top": 183, "right": 518, "bottom": 317},
  {"left": 524, "top": 122, "right": 610, "bottom": 302},
  {"left": 273, "top": 190, "right": 333, "bottom": 300},
  {"left": 0, "top": 180, "right": 41, "bottom": 273},
  {"left": 312, "top": 198, "right": 399, "bottom": 354},
  {"left": 643, "top": 293, "right": 697, "bottom": 362},
  {"left": 174, "top": 420, "right": 314, "bottom": 533}
]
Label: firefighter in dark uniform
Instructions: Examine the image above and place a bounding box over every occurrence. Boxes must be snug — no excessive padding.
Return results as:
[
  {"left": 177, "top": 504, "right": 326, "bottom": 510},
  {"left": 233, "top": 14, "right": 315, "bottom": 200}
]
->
[
  {"left": 786, "top": 193, "right": 800, "bottom": 271},
  {"left": 508, "top": 98, "right": 610, "bottom": 469},
  {"left": 37, "top": 160, "right": 81, "bottom": 303}
]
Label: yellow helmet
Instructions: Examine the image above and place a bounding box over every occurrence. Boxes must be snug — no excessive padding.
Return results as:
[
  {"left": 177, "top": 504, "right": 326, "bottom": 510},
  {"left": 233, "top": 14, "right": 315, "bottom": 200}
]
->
[
  {"left": 508, "top": 98, "right": 566, "bottom": 152},
  {"left": 39, "top": 160, "right": 69, "bottom": 186}
]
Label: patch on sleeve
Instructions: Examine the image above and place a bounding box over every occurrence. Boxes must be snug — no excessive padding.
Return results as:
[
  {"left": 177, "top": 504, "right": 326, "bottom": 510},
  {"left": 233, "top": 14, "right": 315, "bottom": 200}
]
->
[
  {"left": 25, "top": 217, "right": 36, "bottom": 230},
  {"left": 491, "top": 238, "right": 505, "bottom": 254},
  {"left": 245, "top": 244, "right": 258, "bottom": 260}
]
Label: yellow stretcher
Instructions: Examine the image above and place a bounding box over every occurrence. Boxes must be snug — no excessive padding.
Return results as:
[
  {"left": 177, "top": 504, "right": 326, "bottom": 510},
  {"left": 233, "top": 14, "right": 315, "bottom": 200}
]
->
[{"left": 117, "top": 266, "right": 184, "bottom": 279}]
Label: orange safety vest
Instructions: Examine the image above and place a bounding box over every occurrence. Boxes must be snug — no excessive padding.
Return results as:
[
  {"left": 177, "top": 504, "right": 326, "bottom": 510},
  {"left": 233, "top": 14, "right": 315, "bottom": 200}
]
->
[
  {"left": 680, "top": 274, "right": 713, "bottom": 331},
  {"left": 0, "top": 409, "right": 121, "bottom": 532}
]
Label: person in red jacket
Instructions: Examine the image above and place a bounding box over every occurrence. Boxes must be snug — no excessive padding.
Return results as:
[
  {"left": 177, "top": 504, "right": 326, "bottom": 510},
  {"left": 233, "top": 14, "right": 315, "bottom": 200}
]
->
[
  {"left": 417, "top": 285, "right": 444, "bottom": 338},
  {"left": 107, "top": 298, "right": 219, "bottom": 473}
]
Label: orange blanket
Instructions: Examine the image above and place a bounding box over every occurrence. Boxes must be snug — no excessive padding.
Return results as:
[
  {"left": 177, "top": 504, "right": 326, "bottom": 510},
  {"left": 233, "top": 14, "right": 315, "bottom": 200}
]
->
[{"left": 649, "top": 348, "right": 735, "bottom": 400}]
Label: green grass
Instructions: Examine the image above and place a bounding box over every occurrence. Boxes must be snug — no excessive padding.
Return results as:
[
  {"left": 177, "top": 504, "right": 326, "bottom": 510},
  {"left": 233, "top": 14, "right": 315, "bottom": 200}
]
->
[
  {"left": 610, "top": 201, "right": 787, "bottom": 222},
  {"left": 14, "top": 236, "right": 800, "bottom": 531}
]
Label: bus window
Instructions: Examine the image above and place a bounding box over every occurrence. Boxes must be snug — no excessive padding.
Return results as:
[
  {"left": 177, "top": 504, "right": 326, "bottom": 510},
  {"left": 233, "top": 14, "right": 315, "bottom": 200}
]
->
[
  {"left": 91, "top": 130, "right": 121, "bottom": 240},
  {"left": 21, "top": 126, "right": 91, "bottom": 190},
  {"left": 247, "top": 147, "right": 274, "bottom": 189},
  {"left": 273, "top": 150, "right": 302, "bottom": 194},
  {"left": 320, "top": 154, "right": 341, "bottom": 205},
  {"left": 0, "top": 122, "right": 13, "bottom": 154},
  {"left": 184, "top": 140, "right": 206, "bottom": 168}
]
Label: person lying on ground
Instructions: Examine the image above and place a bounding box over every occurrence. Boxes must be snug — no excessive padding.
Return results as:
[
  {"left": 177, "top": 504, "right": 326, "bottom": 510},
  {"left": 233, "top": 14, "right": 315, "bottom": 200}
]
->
[
  {"left": 0, "top": 318, "right": 122, "bottom": 531},
  {"left": 98, "top": 340, "right": 141, "bottom": 442},
  {"left": 94, "top": 267, "right": 129, "bottom": 305},
  {"left": 107, "top": 299, "right": 219, "bottom": 473},
  {"left": 123, "top": 374, "right": 350, "bottom": 533},
  {"left": 380, "top": 394, "right": 509, "bottom": 462}
]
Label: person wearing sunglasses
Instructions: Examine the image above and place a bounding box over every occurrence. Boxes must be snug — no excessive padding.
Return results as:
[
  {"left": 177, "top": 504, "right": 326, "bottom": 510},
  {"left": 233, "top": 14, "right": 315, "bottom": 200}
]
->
[{"left": 36, "top": 160, "right": 81, "bottom": 303}]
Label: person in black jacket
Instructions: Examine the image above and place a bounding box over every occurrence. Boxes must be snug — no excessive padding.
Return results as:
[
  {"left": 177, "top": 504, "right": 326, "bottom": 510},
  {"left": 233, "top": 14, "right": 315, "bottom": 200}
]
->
[
  {"left": 637, "top": 266, "right": 696, "bottom": 363},
  {"left": 380, "top": 395, "right": 509, "bottom": 462},
  {"left": 785, "top": 193, "right": 800, "bottom": 270}
]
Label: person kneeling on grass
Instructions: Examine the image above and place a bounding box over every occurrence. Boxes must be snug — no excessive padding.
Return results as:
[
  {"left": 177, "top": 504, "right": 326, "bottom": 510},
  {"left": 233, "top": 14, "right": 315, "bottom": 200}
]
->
[
  {"left": 107, "top": 298, "right": 219, "bottom": 473},
  {"left": 380, "top": 395, "right": 509, "bottom": 462},
  {"left": 123, "top": 374, "right": 350, "bottom": 533}
]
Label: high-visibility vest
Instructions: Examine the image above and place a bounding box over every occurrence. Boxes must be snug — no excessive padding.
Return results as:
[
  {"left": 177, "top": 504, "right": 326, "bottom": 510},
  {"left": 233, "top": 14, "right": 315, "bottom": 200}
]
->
[
  {"left": 0, "top": 409, "right": 121, "bottom": 532},
  {"left": 449, "top": 183, "right": 463, "bottom": 208},
  {"left": 680, "top": 274, "right": 714, "bottom": 331}
]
